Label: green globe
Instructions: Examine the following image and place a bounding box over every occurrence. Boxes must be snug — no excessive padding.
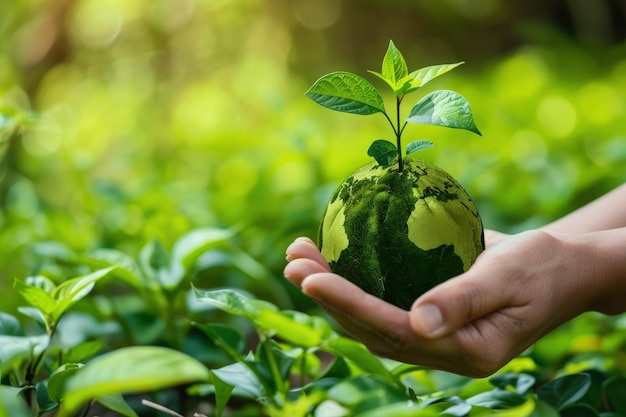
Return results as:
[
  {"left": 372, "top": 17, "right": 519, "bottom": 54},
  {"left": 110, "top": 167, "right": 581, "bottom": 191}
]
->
[{"left": 318, "top": 158, "right": 485, "bottom": 310}]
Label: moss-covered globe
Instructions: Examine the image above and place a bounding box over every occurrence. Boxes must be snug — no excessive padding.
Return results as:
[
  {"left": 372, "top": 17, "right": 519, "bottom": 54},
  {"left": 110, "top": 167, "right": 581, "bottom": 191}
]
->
[{"left": 318, "top": 158, "right": 484, "bottom": 310}]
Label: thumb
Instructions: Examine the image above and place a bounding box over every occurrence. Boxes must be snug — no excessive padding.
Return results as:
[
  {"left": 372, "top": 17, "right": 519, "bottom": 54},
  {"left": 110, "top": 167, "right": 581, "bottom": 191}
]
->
[{"left": 409, "top": 268, "right": 512, "bottom": 339}]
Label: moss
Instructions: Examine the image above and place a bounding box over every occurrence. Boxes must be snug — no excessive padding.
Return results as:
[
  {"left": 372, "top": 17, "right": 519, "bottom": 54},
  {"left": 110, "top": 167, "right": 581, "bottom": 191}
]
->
[{"left": 318, "top": 158, "right": 484, "bottom": 310}]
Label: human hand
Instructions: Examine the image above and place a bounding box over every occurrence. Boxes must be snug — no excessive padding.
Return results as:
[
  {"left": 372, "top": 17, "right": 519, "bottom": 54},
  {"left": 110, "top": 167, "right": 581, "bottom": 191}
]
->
[{"left": 284, "top": 231, "right": 598, "bottom": 377}]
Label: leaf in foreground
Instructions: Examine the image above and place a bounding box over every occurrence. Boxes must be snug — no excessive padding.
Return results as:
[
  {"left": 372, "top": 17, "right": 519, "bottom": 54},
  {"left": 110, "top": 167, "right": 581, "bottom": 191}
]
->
[{"left": 59, "top": 346, "right": 210, "bottom": 416}]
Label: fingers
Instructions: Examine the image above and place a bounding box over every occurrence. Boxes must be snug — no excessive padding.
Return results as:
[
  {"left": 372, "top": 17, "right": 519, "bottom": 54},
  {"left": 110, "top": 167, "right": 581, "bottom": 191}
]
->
[
  {"left": 285, "top": 237, "right": 330, "bottom": 270},
  {"left": 410, "top": 260, "right": 516, "bottom": 339},
  {"left": 299, "top": 272, "right": 415, "bottom": 354}
]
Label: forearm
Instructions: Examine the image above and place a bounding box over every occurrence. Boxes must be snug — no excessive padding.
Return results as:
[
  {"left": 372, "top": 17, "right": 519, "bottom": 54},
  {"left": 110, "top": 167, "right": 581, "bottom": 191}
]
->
[
  {"left": 565, "top": 227, "right": 626, "bottom": 316},
  {"left": 541, "top": 183, "right": 626, "bottom": 235}
]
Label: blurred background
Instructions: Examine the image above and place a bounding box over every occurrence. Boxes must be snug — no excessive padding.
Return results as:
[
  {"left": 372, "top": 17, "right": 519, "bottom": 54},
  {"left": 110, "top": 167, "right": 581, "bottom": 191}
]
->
[{"left": 1, "top": 0, "right": 626, "bottom": 312}]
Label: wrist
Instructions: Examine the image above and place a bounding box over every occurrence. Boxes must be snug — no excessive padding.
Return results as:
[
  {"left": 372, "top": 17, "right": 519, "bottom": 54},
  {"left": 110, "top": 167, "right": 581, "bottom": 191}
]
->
[{"left": 566, "top": 228, "right": 626, "bottom": 315}]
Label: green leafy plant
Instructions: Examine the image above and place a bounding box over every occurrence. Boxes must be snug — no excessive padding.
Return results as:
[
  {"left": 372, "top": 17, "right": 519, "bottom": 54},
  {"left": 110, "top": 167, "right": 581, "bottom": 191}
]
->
[{"left": 305, "top": 40, "right": 481, "bottom": 171}]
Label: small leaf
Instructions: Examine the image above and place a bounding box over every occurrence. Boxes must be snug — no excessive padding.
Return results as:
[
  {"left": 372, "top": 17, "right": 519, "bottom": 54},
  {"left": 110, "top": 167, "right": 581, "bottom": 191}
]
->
[
  {"left": 537, "top": 373, "right": 591, "bottom": 411},
  {"left": 59, "top": 346, "right": 210, "bottom": 417},
  {"left": 51, "top": 267, "right": 116, "bottom": 325},
  {"left": 490, "top": 372, "right": 536, "bottom": 395},
  {"left": 603, "top": 375, "right": 626, "bottom": 413},
  {"left": 48, "top": 363, "right": 83, "bottom": 403},
  {"left": 193, "top": 287, "right": 260, "bottom": 320},
  {"left": 405, "top": 140, "right": 435, "bottom": 156},
  {"left": 305, "top": 72, "right": 386, "bottom": 115},
  {"left": 211, "top": 361, "right": 264, "bottom": 399},
  {"left": 96, "top": 393, "right": 139, "bottom": 417},
  {"left": 403, "top": 62, "right": 465, "bottom": 94},
  {"left": 0, "top": 334, "right": 50, "bottom": 376},
  {"left": 167, "top": 228, "right": 233, "bottom": 290},
  {"left": 407, "top": 90, "right": 481, "bottom": 135},
  {"left": 324, "top": 337, "right": 393, "bottom": 381},
  {"left": 367, "top": 140, "right": 398, "bottom": 166},
  {"left": 209, "top": 371, "right": 235, "bottom": 417},
  {"left": 368, "top": 40, "right": 409, "bottom": 96},
  {"left": 13, "top": 278, "right": 56, "bottom": 316},
  {"left": 466, "top": 389, "right": 525, "bottom": 409},
  {"left": 0, "top": 313, "right": 23, "bottom": 336},
  {"left": 0, "top": 385, "right": 30, "bottom": 417}
]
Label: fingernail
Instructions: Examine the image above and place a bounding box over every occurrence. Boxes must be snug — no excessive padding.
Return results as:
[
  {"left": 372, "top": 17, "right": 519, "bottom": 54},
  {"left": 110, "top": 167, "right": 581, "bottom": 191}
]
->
[{"left": 413, "top": 304, "right": 443, "bottom": 337}]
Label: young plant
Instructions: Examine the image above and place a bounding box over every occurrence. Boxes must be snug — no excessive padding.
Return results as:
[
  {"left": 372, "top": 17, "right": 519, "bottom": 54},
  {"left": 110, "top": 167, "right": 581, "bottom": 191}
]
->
[{"left": 305, "top": 40, "right": 481, "bottom": 171}]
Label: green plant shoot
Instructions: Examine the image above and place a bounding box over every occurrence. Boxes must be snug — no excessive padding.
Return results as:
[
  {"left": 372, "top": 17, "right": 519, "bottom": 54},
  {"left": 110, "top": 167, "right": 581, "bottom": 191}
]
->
[{"left": 305, "top": 40, "right": 481, "bottom": 172}]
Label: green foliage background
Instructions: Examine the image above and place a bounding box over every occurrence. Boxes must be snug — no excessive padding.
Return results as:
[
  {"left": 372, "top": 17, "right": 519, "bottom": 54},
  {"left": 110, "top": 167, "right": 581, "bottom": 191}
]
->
[{"left": 2, "top": 0, "right": 626, "bottom": 317}]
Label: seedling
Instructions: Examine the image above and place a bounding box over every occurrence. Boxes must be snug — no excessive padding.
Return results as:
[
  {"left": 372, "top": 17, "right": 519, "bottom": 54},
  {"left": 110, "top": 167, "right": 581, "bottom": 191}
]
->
[{"left": 305, "top": 40, "right": 481, "bottom": 172}]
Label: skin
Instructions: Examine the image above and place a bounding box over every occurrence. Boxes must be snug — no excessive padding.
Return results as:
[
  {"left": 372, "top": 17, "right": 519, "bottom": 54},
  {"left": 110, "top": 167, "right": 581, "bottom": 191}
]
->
[{"left": 283, "top": 183, "right": 626, "bottom": 377}]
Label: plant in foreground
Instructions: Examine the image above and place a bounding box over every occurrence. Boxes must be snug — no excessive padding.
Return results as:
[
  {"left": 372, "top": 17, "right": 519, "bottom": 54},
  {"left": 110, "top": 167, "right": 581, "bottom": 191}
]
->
[{"left": 306, "top": 40, "right": 484, "bottom": 309}]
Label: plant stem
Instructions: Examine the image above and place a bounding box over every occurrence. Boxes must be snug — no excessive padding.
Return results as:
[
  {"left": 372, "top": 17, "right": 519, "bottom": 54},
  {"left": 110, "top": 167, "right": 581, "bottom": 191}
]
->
[{"left": 396, "top": 96, "right": 404, "bottom": 173}]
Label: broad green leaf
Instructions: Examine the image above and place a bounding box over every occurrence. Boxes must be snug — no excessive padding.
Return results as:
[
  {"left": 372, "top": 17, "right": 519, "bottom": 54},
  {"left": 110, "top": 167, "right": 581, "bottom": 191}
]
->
[
  {"left": 367, "top": 140, "right": 397, "bottom": 166},
  {"left": 324, "top": 337, "right": 393, "bottom": 381},
  {"left": 407, "top": 90, "right": 481, "bottom": 135},
  {"left": 167, "top": 228, "right": 233, "bottom": 289},
  {"left": 603, "top": 375, "right": 626, "bottom": 413},
  {"left": 528, "top": 400, "right": 560, "bottom": 417},
  {"left": 368, "top": 40, "right": 409, "bottom": 96},
  {"left": 0, "top": 385, "right": 30, "bottom": 417},
  {"left": 209, "top": 370, "right": 234, "bottom": 417},
  {"left": 193, "top": 287, "right": 260, "bottom": 320},
  {"left": 305, "top": 72, "right": 385, "bottom": 115},
  {"left": 63, "top": 339, "right": 104, "bottom": 364},
  {"left": 51, "top": 267, "right": 116, "bottom": 325},
  {"left": 48, "top": 363, "right": 83, "bottom": 403},
  {"left": 0, "top": 313, "right": 23, "bottom": 336},
  {"left": 13, "top": 278, "right": 56, "bottom": 315},
  {"left": 96, "top": 393, "right": 139, "bottom": 417},
  {"left": 402, "top": 62, "right": 465, "bottom": 95},
  {"left": 537, "top": 372, "right": 591, "bottom": 411},
  {"left": 405, "top": 140, "right": 435, "bottom": 156},
  {"left": 60, "top": 346, "right": 210, "bottom": 417}
]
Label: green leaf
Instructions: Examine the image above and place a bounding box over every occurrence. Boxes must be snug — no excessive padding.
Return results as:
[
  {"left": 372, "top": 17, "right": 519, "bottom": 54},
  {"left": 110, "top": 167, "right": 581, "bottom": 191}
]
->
[
  {"left": 211, "top": 361, "right": 264, "bottom": 399},
  {"left": 0, "top": 334, "right": 49, "bottom": 376},
  {"left": 603, "top": 375, "right": 626, "bottom": 413},
  {"left": 13, "top": 278, "right": 56, "bottom": 316},
  {"left": 537, "top": 373, "right": 591, "bottom": 411},
  {"left": 0, "top": 385, "right": 30, "bottom": 417},
  {"left": 324, "top": 337, "right": 393, "bottom": 381},
  {"left": 368, "top": 40, "right": 409, "bottom": 96},
  {"left": 490, "top": 372, "right": 536, "bottom": 395},
  {"left": 559, "top": 403, "right": 599, "bottom": 417},
  {"left": 466, "top": 389, "right": 525, "bottom": 409},
  {"left": 48, "top": 363, "right": 83, "bottom": 403},
  {"left": 354, "top": 402, "right": 439, "bottom": 417},
  {"left": 367, "top": 140, "right": 397, "bottom": 166},
  {"left": 305, "top": 72, "right": 386, "bottom": 115},
  {"left": 407, "top": 90, "right": 481, "bottom": 135},
  {"left": 59, "top": 346, "right": 210, "bottom": 417},
  {"left": 0, "top": 313, "right": 23, "bottom": 336},
  {"left": 96, "top": 393, "right": 139, "bottom": 417},
  {"left": 405, "top": 140, "right": 435, "bottom": 156},
  {"left": 77, "top": 248, "right": 145, "bottom": 289},
  {"left": 402, "top": 62, "right": 465, "bottom": 94},
  {"left": 167, "top": 228, "right": 233, "bottom": 290},
  {"left": 327, "top": 375, "right": 406, "bottom": 410},
  {"left": 193, "top": 287, "right": 260, "bottom": 320},
  {"left": 51, "top": 267, "right": 116, "bottom": 325},
  {"left": 209, "top": 371, "right": 234, "bottom": 417},
  {"left": 193, "top": 322, "right": 246, "bottom": 362}
]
